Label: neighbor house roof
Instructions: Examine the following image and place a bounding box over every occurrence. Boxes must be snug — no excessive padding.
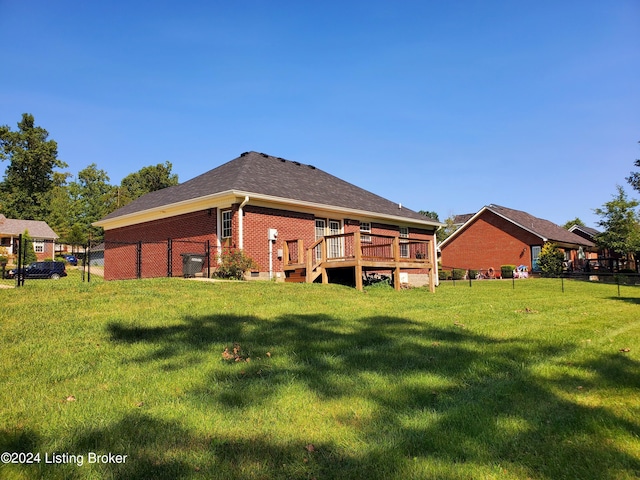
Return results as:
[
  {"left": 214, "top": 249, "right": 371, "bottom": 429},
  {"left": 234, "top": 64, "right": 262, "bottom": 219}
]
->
[
  {"left": 0, "top": 214, "right": 58, "bottom": 239},
  {"left": 452, "top": 213, "right": 474, "bottom": 226},
  {"left": 97, "top": 151, "right": 443, "bottom": 228},
  {"left": 568, "top": 224, "right": 600, "bottom": 239},
  {"left": 440, "top": 204, "right": 595, "bottom": 248}
]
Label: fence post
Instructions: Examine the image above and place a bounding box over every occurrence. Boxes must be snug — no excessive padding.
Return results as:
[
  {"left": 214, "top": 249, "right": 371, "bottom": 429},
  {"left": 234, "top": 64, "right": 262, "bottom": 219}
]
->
[
  {"left": 167, "top": 238, "right": 173, "bottom": 277},
  {"left": 205, "top": 240, "right": 211, "bottom": 278},
  {"left": 468, "top": 269, "right": 472, "bottom": 287},
  {"left": 137, "top": 241, "right": 142, "bottom": 279},
  {"left": 16, "top": 234, "right": 22, "bottom": 287}
]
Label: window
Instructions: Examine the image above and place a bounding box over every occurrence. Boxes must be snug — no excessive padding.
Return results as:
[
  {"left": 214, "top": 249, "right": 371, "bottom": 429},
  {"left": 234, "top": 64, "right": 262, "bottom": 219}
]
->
[
  {"left": 531, "top": 245, "right": 542, "bottom": 271},
  {"left": 34, "top": 240, "right": 45, "bottom": 253},
  {"left": 314, "top": 218, "right": 343, "bottom": 259},
  {"left": 360, "top": 222, "right": 371, "bottom": 243},
  {"left": 399, "top": 227, "right": 409, "bottom": 258},
  {"left": 328, "top": 220, "right": 342, "bottom": 258},
  {"left": 222, "top": 210, "right": 232, "bottom": 238}
]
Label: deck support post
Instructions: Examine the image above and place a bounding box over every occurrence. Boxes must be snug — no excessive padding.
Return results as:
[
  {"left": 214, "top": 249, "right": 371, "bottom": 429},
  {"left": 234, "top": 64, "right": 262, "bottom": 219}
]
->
[
  {"left": 354, "top": 231, "right": 363, "bottom": 291},
  {"left": 305, "top": 249, "right": 312, "bottom": 283},
  {"left": 392, "top": 236, "right": 401, "bottom": 290}
]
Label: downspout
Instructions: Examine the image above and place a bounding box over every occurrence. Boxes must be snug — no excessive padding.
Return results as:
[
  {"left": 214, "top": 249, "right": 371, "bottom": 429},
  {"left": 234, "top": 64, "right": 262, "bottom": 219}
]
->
[{"left": 238, "top": 196, "right": 250, "bottom": 250}]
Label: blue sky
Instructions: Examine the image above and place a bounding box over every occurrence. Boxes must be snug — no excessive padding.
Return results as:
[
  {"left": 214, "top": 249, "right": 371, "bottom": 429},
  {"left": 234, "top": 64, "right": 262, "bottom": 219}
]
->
[{"left": 1, "top": 1, "right": 639, "bottom": 228}]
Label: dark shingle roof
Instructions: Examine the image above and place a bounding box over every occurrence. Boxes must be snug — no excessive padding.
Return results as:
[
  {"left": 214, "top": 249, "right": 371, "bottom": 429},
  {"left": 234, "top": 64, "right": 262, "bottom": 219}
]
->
[
  {"left": 452, "top": 213, "right": 474, "bottom": 226},
  {"left": 101, "top": 151, "right": 438, "bottom": 224},
  {"left": 487, "top": 205, "right": 595, "bottom": 246},
  {"left": 568, "top": 224, "right": 600, "bottom": 239}
]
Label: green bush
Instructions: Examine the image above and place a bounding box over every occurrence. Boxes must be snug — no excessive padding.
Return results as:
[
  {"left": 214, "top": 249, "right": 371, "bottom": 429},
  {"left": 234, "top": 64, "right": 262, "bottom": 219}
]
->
[
  {"left": 21, "top": 230, "right": 37, "bottom": 264},
  {"left": 469, "top": 269, "right": 478, "bottom": 279},
  {"left": 214, "top": 249, "right": 258, "bottom": 280},
  {"left": 501, "top": 265, "right": 516, "bottom": 278},
  {"left": 452, "top": 268, "right": 466, "bottom": 280},
  {"left": 438, "top": 269, "right": 451, "bottom": 281},
  {"left": 538, "top": 243, "right": 564, "bottom": 277}
]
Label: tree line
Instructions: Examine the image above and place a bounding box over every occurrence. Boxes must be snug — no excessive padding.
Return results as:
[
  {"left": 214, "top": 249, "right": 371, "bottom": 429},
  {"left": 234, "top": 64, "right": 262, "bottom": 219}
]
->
[{"left": 0, "top": 113, "right": 178, "bottom": 244}]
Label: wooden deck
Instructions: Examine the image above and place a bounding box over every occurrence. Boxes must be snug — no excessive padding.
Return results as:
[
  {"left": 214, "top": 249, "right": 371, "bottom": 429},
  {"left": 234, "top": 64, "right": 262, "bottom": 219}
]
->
[{"left": 283, "top": 231, "right": 435, "bottom": 292}]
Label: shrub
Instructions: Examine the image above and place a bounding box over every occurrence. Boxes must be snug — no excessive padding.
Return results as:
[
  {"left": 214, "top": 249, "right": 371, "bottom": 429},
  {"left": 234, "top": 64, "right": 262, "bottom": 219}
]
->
[
  {"left": 469, "top": 269, "right": 478, "bottom": 279},
  {"left": 538, "top": 243, "right": 564, "bottom": 277},
  {"left": 214, "top": 249, "right": 258, "bottom": 280},
  {"left": 452, "top": 268, "right": 466, "bottom": 280},
  {"left": 21, "top": 231, "right": 37, "bottom": 264},
  {"left": 438, "top": 269, "right": 451, "bottom": 281},
  {"left": 501, "top": 265, "right": 516, "bottom": 278}
]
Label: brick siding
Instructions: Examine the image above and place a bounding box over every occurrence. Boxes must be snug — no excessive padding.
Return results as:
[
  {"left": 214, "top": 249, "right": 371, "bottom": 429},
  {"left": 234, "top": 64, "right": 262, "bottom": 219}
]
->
[
  {"left": 440, "top": 210, "right": 541, "bottom": 271},
  {"left": 103, "top": 206, "right": 437, "bottom": 280}
]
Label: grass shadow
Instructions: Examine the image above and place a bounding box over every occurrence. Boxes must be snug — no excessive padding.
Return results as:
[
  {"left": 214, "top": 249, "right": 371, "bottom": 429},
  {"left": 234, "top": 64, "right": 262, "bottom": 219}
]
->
[{"left": 101, "top": 312, "right": 640, "bottom": 479}]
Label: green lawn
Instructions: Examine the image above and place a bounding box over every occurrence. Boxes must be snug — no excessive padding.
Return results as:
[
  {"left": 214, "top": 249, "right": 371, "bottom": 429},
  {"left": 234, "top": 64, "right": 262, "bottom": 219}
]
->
[{"left": 1, "top": 275, "right": 639, "bottom": 479}]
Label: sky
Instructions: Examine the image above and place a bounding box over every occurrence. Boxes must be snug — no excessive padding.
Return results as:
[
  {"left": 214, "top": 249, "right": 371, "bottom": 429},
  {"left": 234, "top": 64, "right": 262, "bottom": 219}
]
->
[{"left": 1, "top": 0, "right": 639, "bottom": 228}]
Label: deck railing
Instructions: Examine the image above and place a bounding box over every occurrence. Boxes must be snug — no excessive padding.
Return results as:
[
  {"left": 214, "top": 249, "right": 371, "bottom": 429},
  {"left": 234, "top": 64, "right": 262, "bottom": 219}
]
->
[{"left": 284, "top": 232, "right": 431, "bottom": 268}]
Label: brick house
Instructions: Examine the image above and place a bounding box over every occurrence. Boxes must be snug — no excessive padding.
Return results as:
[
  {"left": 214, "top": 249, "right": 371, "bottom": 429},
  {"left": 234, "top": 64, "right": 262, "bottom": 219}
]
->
[
  {"left": 439, "top": 205, "right": 596, "bottom": 274},
  {"left": 568, "top": 224, "right": 632, "bottom": 271},
  {"left": 95, "top": 152, "right": 443, "bottom": 290},
  {"left": 0, "top": 214, "right": 59, "bottom": 261}
]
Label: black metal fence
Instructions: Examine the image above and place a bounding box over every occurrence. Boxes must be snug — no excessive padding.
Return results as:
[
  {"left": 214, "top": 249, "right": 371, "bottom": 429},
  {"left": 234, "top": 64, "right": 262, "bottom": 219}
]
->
[
  {"left": 1, "top": 235, "right": 88, "bottom": 287},
  {"left": 439, "top": 265, "right": 640, "bottom": 296},
  {"left": 3, "top": 235, "right": 211, "bottom": 286},
  {"left": 96, "top": 239, "right": 210, "bottom": 280}
]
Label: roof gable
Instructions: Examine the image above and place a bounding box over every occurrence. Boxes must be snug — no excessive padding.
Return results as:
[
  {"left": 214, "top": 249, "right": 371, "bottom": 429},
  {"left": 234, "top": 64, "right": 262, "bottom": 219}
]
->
[
  {"left": 568, "top": 224, "right": 600, "bottom": 239},
  {"left": 0, "top": 214, "right": 58, "bottom": 239},
  {"left": 99, "top": 151, "right": 441, "bottom": 226},
  {"left": 440, "top": 204, "right": 595, "bottom": 248}
]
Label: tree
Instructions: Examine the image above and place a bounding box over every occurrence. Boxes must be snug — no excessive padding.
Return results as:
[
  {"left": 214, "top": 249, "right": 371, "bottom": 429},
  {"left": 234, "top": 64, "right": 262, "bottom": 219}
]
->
[
  {"left": 625, "top": 140, "right": 640, "bottom": 193},
  {"left": 21, "top": 230, "right": 37, "bottom": 265},
  {"left": 419, "top": 210, "right": 439, "bottom": 221},
  {"left": 436, "top": 215, "right": 459, "bottom": 244},
  {"left": 563, "top": 217, "right": 585, "bottom": 229},
  {"left": 593, "top": 185, "right": 640, "bottom": 265},
  {"left": 117, "top": 161, "right": 178, "bottom": 208},
  {"left": 537, "top": 242, "right": 564, "bottom": 277},
  {"left": 68, "top": 164, "right": 116, "bottom": 242},
  {"left": 46, "top": 185, "right": 74, "bottom": 243},
  {"left": 0, "top": 114, "right": 67, "bottom": 220}
]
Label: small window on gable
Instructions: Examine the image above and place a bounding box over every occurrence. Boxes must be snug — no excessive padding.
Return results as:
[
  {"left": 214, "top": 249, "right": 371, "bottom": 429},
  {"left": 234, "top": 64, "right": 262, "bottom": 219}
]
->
[
  {"left": 34, "top": 239, "right": 45, "bottom": 253},
  {"left": 222, "top": 210, "right": 232, "bottom": 238},
  {"left": 360, "top": 222, "right": 371, "bottom": 243}
]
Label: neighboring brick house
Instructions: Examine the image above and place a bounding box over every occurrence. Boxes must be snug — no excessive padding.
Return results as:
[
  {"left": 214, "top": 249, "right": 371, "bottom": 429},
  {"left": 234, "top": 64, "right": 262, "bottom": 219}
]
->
[
  {"left": 568, "top": 224, "right": 631, "bottom": 271},
  {"left": 94, "top": 151, "right": 443, "bottom": 289},
  {"left": 439, "top": 205, "right": 596, "bottom": 274},
  {"left": 0, "top": 214, "right": 59, "bottom": 261}
]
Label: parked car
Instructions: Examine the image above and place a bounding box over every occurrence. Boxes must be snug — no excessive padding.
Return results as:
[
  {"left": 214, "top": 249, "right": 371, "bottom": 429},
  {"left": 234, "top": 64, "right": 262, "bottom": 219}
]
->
[
  {"left": 6, "top": 261, "right": 68, "bottom": 280},
  {"left": 62, "top": 254, "right": 78, "bottom": 266}
]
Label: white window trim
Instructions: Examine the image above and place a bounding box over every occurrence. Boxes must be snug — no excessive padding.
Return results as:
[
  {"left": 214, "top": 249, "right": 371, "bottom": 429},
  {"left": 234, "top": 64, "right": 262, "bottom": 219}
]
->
[
  {"left": 360, "top": 222, "right": 371, "bottom": 243},
  {"left": 222, "top": 210, "right": 233, "bottom": 238},
  {"left": 34, "top": 239, "right": 45, "bottom": 253},
  {"left": 399, "top": 227, "right": 409, "bottom": 258}
]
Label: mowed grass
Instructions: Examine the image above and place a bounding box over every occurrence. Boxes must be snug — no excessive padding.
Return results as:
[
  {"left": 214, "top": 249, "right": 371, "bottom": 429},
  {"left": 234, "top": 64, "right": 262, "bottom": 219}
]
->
[{"left": 0, "top": 273, "right": 639, "bottom": 479}]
